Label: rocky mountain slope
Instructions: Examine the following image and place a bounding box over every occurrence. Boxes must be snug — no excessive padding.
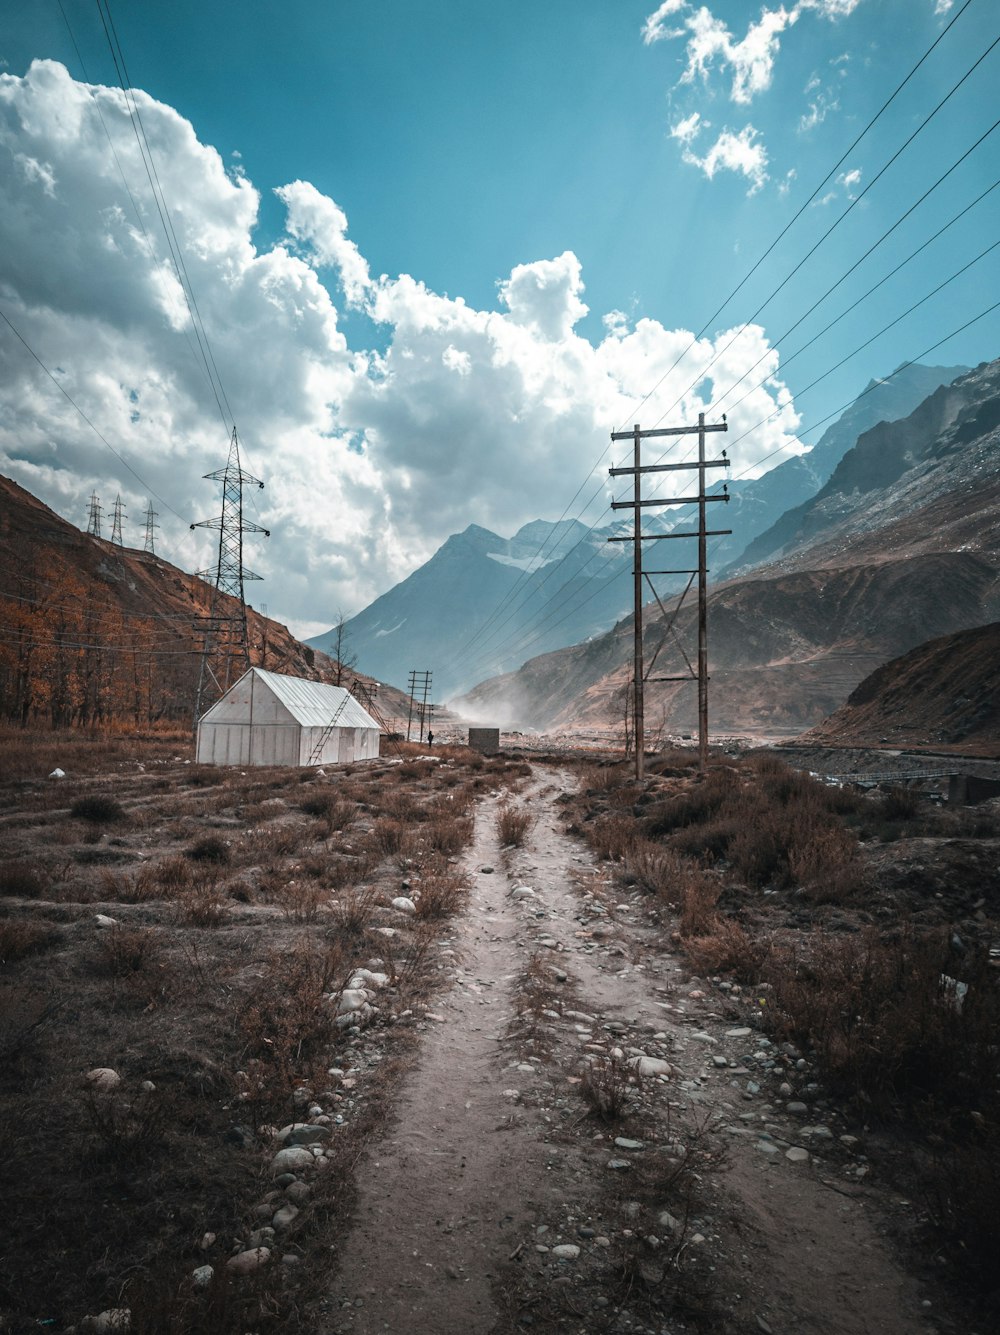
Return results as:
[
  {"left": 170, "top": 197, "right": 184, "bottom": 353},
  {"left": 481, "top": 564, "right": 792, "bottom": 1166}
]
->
[
  {"left": 455, "top": 359, "right": 1000, "bottom": 738},
  {"left": 310, "top": 363, "right": 963, "bottom": 698},
  {"left": 801, "top": 620, "right": 1000, "bottom": 751},
  {"left": 0, "top": 475, "right": 403, "bottom": 727}
]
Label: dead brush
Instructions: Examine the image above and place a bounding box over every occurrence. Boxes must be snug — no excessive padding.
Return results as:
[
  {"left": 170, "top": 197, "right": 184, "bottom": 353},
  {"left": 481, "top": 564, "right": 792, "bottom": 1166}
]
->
[
  {"left": 91, "top": 924, "right": 165, "bottom": 977},
  {"left": 381, "top": 920, "right": 439, "bottom": 994},
  {"left": 682, "top": 916, "right": 764, "bottom": 978},
  {"left": 625, "top": 841, "right": 687, "bottom": 898},
  {"left": 587, "top": 812, "right": 634, "bottom": 862},
  {"left": 271, "top": 878, "right": 330, "bottom": 922},
  {"left": 678, "top": 866, "right": 722, "bottom": 936},
  {"left": 763, "top": 925, "right": 1000, "bottom": 1121},
  {"left": 0, "top": 918, "right": 60, "bottom": 962},
  {"left": 330, "top": 884, "right": 380, "bottom": 939},
  {"left": 367, "top": 817, "right": 415, "bottom": 861},
  {"left": 413, "top": 870, "right": 468, "bottom": 919},
  {"left": 424, "top": 813, "right": 474, "bottom": 856},
  {"left": 580, "top": 1043, "right": 642, "bottom": 1120},
  {"left": 0, "top": 861, "right": 46, "bottom": 898},
  {"left": 495, "top": 801, "right": 532, "bottom": 849},
  {"left": 176, "top": 875, "right": 229, "bottom": 927},
  {"left": 510, "top": 951, "right": 562, "bottom": 1050},
  {"left": 78, "top": 1078, "right": 170, "bottom": 1162},
  {"left": 234, "top": 941, "right": 343, "bottom": 1120}
]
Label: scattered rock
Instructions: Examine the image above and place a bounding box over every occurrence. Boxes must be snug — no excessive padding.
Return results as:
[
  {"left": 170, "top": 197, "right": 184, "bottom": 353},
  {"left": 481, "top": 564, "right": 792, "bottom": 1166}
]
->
[
  {"left": 227, "top": 1247, "right": 272, "bottom": 1275},
  {"left": 552, "top": 1244, "right": 580, "bottom": 1259},
  {"left": 272, "top": 1203, "right": 299, "bottom": 1231},
  {"left": 270, "top": 1147, "right": 315, "bottom": 1176},
  {"left": 785, "top": 1146, "right": 810, "bottom": 1164},
  {"left": 85, "top": 1310, "right": 131, "bottom": 1332},
  {"left": 614, "top": 1137, "right": 645, "bottom": 1151},
  {"left": 726, "top": 1027, "right": 752, "bottom": 1038},
  {"left": 83, "top": 1067, "right": 121, "bottom": 1091},
  {"left": 278, "top": 1123, "right": 331, "bottom": 1146},
  {"left": 391, "top": 897, "right": 416, "bottom": 915},
  {"left": 606, "top": 1158, "right": 632, "bottom": 1171},
  {"left": 49, "top": 767, "right": 66, "bottom": 779},
  {"left": 94, "top": 915, "right": 119, "bottom": 929},
  {"left": 632, "top": 1056, "right": 673, "bottom": 1078},
  {"left": 191, "top": 1265, "right": 214, "bottom": 1291}
]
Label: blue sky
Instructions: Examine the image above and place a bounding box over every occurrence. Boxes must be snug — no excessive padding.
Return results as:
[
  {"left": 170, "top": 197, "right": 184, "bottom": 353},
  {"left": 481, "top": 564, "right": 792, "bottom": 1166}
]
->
[{"left": 0, "top": 0, "right": 997, "bottom": 637}]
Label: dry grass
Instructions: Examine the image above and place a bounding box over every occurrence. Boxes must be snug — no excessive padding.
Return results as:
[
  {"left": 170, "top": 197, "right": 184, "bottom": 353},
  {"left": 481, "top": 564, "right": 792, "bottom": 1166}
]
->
[
  {"left": 495, "top": 801, "right": 533, "bottom": 848},
  {"left": 0, "top": 861, "right": 47, "bottom": 898},
  {"left": 580, "top": 1043, "right": 642, "bottom": 1120},
  {"left": 0, "top": 917, "right": 60, "bottom": 961},
  {"left": 413, "top": 870, "right": 468, "bottom": 919},
  {"left": 70, "top": 794, "right": 127, "bottom": 824}
]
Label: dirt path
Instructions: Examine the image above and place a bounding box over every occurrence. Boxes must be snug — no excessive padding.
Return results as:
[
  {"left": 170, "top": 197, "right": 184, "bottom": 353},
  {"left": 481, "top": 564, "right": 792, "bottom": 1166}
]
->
[{"left": 330, "top": 768, "right": 940, "bottom": 1335}]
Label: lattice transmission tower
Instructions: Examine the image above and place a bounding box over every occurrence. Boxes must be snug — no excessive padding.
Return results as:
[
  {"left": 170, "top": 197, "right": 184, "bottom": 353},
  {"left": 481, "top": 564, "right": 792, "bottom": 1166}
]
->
[
  {"left": 86, "top": 493, "right": 103, "bottom": 538},
  {"left": 190, "top": 427, "right": 269, "bottom": 719},
  {"left": 110, "top": 494, "right": 127, "bottom": 547},
  {"left": 142, "top": 501, "right": 159, "bottom": 555}
]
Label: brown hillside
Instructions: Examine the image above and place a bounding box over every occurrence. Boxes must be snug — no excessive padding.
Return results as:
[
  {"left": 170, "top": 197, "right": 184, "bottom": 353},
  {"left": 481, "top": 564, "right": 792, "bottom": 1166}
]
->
[
  {"left": 801, "top": 621, "right": 1000, "bottom": 751},
  {"left": 0, "top": 474, "right": 406, "bottom": 727}
]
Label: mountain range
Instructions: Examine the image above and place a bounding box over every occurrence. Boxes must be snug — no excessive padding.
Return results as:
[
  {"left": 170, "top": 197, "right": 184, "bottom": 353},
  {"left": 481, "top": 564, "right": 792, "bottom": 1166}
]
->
[
  {"left": 309, "top": 362, "right": 966, "bottom": 699},
  {"left": 454, "top": 357, "right": 1000, "bottom": 738}
]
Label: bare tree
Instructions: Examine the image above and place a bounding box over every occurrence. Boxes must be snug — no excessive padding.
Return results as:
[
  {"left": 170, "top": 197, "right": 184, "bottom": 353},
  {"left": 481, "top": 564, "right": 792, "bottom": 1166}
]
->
[{"left": 331, "top": 609, "right": 357, "bottom": 687}]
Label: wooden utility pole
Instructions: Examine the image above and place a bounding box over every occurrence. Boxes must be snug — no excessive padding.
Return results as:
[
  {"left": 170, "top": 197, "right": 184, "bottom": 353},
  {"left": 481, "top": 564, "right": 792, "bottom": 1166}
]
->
[{"left": 608, "top": 415, "right": 729, "bottom": 777}]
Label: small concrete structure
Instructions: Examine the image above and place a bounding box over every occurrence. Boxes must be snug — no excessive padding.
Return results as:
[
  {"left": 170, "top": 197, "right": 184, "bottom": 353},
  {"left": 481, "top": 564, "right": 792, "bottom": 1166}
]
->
[
  {"left": 948, "top": 773, "right": 1000, "bottom": 805},
  {"left": 196, "top": 668, "right": 380, "bottom": 767},
  {"left": 468, "top": 727, "right": 501, "bottom": 755}
]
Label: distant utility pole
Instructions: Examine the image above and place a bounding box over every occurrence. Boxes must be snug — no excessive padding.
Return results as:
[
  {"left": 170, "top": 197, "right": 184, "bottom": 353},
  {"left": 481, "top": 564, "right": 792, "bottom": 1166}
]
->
[
  {"left": 190, "top": 427, "right": 270, "bottom": 720},
  {"left": 608, "top": 413, "right": 729, "bottom": 778},
  {"left": 406, "top": 669, "right": 433, "bottom": 743},
  {"left": 86, "top": 493, "right": 103, "bottom": 538},
  {"left": 142, "top": 500, "right": 159, "bottom": 555}
]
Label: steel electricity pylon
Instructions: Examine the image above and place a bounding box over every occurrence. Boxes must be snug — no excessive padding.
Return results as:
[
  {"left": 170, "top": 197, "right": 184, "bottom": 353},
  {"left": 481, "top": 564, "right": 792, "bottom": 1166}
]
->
[
  {"left": 86, "top": 493, "right": 103, "bottom": 538},
  {"left": 110, "top": 494, "right": 127, "bottom": 548},
  {"left": 142, "top": 500, "right": 159, "bottom": 555},
  {"left": 190, "top": 427, "right": 269, "bottom": 720}
]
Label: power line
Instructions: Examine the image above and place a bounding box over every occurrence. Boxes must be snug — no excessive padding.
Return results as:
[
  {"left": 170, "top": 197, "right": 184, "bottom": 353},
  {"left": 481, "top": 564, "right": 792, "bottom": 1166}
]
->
[
  {"left": 449, "top": 5, "right": 989, "bottom": 677},
  {"left": 617, "top": 0, "right": 980, "bottom": 432},
  {"left": 0, "top": 302, "right": 189, "bottom": 523}
]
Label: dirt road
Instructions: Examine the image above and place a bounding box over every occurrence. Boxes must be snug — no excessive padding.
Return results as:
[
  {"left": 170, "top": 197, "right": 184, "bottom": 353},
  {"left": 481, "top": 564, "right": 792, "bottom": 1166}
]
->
[{"left": 328, "top": 768, "right": 938, "bottom": 1335}]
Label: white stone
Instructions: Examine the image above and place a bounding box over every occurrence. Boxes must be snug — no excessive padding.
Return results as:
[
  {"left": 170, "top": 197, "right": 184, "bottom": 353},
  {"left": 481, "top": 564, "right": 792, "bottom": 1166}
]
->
[
  {"left": 785, "top": 1146, "right": 810, "bottom": 1163},
  {"left": 226, "top": 1247, "right": 272, "bottom": 1275},
  {"left": 84, "top": 1067, "right": 121, "bottom": 1091},
  {"left": 349, "top": 969, "right": 389, "bottom": 990},
  {"left": 726, "top": 1027, "right": 752, "bottom": 1038},
  {"left": 191, "top": 1265, "right": 214, "bottom": 1291},
  {"left": 632, "top": 1056, "right": 673, "bottom": 1078},
  {"left": 552, "top": 1244, "right": 580, "bottom": 1259},
  {"left": 49, "top": 767, "right": 65, "bottom": 779},
  {"left": 87, "top": 1310, "right": 131, "bottom": 1332},
  {"left": 336, "top": 989, "right": 370, "bottom": 1016},
  {"left": 391, "top": 896, "right": 416, "bottom": 914},
  {"left": 94, "top": 915, "right": 119, "bottom": 929}
]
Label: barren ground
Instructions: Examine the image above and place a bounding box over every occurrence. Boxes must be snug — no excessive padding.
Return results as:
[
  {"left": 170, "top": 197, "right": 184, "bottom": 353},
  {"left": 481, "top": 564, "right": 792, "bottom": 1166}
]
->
[{"left": 1, "top": 735, "right": 995, "bottom": 1334}]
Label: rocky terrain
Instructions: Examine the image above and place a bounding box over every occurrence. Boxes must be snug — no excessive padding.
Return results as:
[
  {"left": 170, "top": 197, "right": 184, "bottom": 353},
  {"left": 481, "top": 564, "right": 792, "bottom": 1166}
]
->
[
  {"left": 800, "top": 621, "right": 1000, "bottom": 752},
  {"left": 2, "top": 733, "right": 997, "bottom": 1334}
]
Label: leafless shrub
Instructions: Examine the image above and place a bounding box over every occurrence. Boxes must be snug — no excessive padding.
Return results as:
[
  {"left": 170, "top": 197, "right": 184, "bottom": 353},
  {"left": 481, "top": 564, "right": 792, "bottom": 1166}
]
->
[
  {"left": 496, "top": 802, "right": 532, "bottom": 848},
  {"left": 367, "top": 817, "right": 414, "bottom": 861},
  {"left": 330, "top": 885, "right": 380, "bottom": 939},
  {"left": 0, "top": 918, "right": 60, "bottom": 961},
  {"left": 176, "top": 882, "right": 229, "bottom": 927},
  {"left": 424, "top": 814, "right": 474, "bottom": 856},
  {"left": 587, "top": 813, "right": 634, "bottom": 862},
  {"left": 155, "top": 854, "right": 192, "bottom": 891},
  {"left": 580, "top": 1044, "right": 641, "bottom": 1120},
  {"left": 678, "top": 867, "right": 721, "bottom": 937},
  {"left": 70, "top": 794, "right": 126, "bottom": 824},
  {"left": 0, "top": 862, "right": 46, "bottom": 898},
  {"left": 413, "top": 871, "right": 467, "bottom": 919},
  {"left": 683, "top": 917, "right": 763, "bottom": 977},
  {"left": 92, "top": 925, "right": 165, "bottom": 977},
  {"left": 186, "top": 835, "right": 231, "bottom": 864},
  {"left": 272, "top": 878, "right": 330, "bottom": 922},
  {"left": 78, "top": 1079, "right": 169, "bottom": 1161}
]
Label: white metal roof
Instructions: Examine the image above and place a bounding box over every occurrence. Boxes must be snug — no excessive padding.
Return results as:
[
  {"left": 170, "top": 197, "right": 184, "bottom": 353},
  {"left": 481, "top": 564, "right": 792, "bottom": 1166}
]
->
[{"left": 244, "top": 669, "right": 379, "bottom": 730}]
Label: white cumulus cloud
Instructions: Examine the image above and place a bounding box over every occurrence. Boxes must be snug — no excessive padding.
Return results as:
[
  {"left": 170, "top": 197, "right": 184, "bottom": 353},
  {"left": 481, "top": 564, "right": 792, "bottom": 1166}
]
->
[{"left": 0, "top": 60, "right": 803, "bottom": 646}]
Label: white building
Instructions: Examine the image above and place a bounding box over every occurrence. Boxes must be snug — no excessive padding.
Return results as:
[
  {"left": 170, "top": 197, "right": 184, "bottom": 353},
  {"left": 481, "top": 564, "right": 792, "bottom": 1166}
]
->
[{"left": 195, "top": 668, "right": 381, "bottom": 767}]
